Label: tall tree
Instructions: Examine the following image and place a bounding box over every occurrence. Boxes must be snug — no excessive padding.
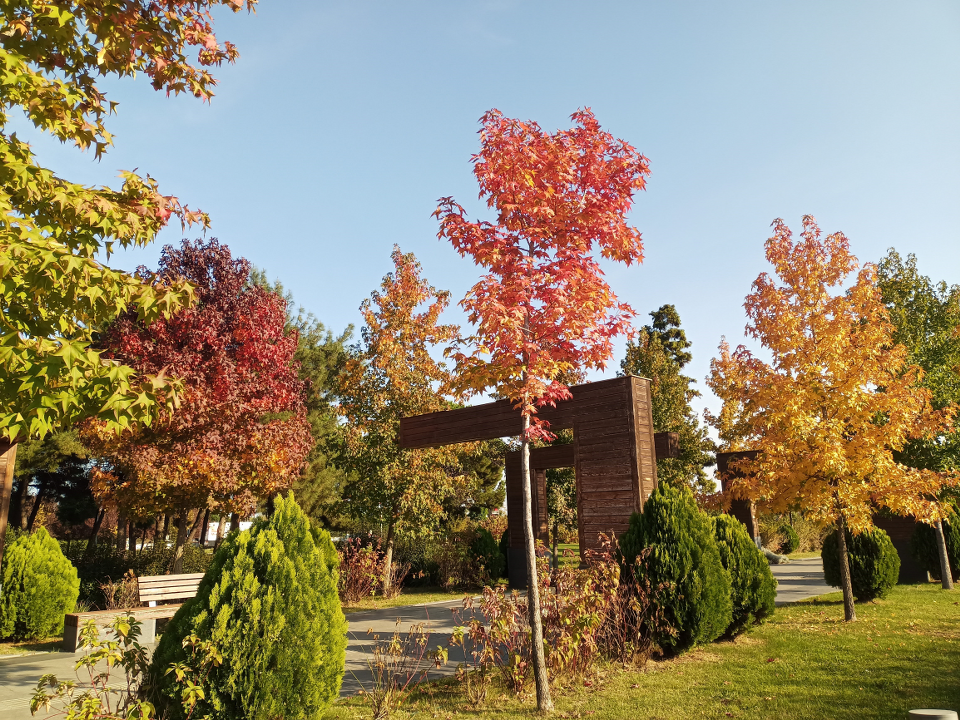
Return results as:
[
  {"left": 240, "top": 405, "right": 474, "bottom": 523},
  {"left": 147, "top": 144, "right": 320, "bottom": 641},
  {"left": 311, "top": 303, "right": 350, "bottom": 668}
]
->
[
  {"left": 0, "top": 0, "right": 256, "bottom": 571},
  {"left": 336, "top": 247, "right": 463, "bottom": 591},
  {"left": 249, "top": 269, "right": 354, "bottom": 526},
  {"left": 876, "top": 249, "right": 960, "bottom": 587},
  {"left": 443, "top": 441, "right": 507, "bottom": 519},
  {"left": 707, "top": 217, "right": 957, "bottom": 621},
  {"left": 621, "top": 305, "right": 715, "bottom": 492},
  {"left": 83, "top": 239, "right": 312, "bottom": 570},
  {"left": 435, "top": 108, "right": 650, "bottom": 711}
]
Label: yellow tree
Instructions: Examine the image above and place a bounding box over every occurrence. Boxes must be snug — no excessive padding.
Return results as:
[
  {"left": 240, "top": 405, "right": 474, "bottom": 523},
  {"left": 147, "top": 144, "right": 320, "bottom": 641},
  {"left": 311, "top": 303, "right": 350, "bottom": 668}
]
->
[
  {"left": 336, "top": 247, "right": 463, "bottom": 591},
  {"left": 707, "top": 216, "right": 957, "bottom": 621}
]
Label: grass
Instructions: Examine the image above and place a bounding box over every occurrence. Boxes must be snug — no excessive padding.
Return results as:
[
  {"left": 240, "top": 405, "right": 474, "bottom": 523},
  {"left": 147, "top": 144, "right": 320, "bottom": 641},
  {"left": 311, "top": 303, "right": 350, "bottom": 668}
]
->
[
  {"left": 341, "top": 586, "right": 484, "bottom": 614},
  {"left": 787, "top": 550, "right": 823, "bottom": 560},
  {"left": 326, "top": 583, "right": 960, "bottom": 719},
  {"left": 0, "top": 637, "right": 61, "bottom": 656}
]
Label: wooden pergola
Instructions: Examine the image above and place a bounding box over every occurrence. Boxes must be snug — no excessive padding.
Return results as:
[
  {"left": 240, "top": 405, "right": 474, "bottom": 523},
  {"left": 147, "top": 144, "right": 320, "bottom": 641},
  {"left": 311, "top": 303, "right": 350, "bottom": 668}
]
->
[{"left": 399, "top": 376, "right": 678, "bottom": 587}]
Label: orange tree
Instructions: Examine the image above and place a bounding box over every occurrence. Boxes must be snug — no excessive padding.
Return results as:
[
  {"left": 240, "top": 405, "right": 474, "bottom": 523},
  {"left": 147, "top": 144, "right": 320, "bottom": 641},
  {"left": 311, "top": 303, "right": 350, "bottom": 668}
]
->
[
  {"left": 336, "top": 247, "right": 463, "bottom": 591},
  {"left": 707, "top": 216, "right": 957, "bottom": 621},
  {"left": 435, "top": 108, "right": 650, "bottom": 711},
  {"left": 0, "top": 0, "right": 256, "bottom": 569}
]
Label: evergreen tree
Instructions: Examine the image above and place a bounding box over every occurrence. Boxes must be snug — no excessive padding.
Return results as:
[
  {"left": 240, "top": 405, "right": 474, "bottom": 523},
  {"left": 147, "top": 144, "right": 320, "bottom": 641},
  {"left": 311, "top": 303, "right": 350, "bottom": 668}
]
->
[{"left": 621, "top": 305, "right": 715, "bottom": 492}]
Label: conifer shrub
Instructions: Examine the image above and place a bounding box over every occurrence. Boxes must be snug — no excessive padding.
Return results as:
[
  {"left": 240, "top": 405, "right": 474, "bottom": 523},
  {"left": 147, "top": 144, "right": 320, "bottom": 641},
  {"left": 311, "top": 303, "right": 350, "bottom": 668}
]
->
[
  {"left": 911, "top": 518, "right": 960, "bottom": 582},
  {"left": 620, "top": 484, "right": 732, "bottom": 655},
  {"left": 469, "top": 527, "right": 505, "bottom": 582},
  {"left": 150, "top": 494, "right": 347, "bottom": 720},
  {"left": 822, "top": 526, "right": 900, "bottom": 601},
  {"left": 712, "top": 514, "right": 777, "bottom": 635},
  {"left": 779, "top": 523, "right": 800, "bottom": 554},
  {"left": 0, "top": 527, "right": 80, "bottom": 640}
]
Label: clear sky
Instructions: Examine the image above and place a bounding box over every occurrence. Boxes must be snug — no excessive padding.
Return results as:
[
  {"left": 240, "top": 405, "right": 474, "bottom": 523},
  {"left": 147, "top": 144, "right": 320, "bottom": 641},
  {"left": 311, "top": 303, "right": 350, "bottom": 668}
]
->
[{"left": 17, "top": 0, "right": 960, "bottom": 422}]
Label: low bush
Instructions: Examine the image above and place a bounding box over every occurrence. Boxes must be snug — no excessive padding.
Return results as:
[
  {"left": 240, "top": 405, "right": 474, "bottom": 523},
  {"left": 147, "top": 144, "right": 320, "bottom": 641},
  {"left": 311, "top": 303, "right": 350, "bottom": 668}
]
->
[
  {"left": 1, "top": 527, "right": 80, "bottom": 640},
  {"left": 713, "top": 515, "right": 777, "bottom": 635},
  {"left": 469, "top": 527, "right": 505, "bottom": 583},
  {"left": 822, "top": 525, "right": 900, "bottom": 601},
  {"left": 336, "top": 535, "right": 410, "bottom": 603},
  {"left": 911, "top": 518, "right": 960, "bottom": 582},
  {"left": 151, "top": 494, "right": 347, "bottom": 720},
  {"left": 779, "top": 523, "right": 800, "bottom": 554},
  {"left": 620, "top": 484, "right": 732, "bottom": 655}
]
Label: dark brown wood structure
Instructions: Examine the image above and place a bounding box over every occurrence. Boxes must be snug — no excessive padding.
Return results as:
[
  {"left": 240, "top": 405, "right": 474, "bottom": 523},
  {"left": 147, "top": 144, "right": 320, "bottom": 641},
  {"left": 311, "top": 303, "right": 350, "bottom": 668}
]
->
[
  {"left": 400, "top": 376, "right": 678, "bottom": 587},
  {"left": 715, "top": 451, "right": 761, "bottom": 543}
]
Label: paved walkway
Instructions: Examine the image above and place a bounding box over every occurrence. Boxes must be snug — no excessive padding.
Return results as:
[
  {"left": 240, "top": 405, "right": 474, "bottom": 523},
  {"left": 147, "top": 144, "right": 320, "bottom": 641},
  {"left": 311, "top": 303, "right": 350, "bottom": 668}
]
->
[{"left": 0, "top": 560, "right": 834, "bottom": 719}]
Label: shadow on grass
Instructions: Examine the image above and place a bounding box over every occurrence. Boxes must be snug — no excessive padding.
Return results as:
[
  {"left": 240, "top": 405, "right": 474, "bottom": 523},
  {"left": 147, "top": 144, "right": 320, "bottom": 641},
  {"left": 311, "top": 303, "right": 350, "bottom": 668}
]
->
[{"left": 0, "top": 638, "right": 61, "bottom": 656}]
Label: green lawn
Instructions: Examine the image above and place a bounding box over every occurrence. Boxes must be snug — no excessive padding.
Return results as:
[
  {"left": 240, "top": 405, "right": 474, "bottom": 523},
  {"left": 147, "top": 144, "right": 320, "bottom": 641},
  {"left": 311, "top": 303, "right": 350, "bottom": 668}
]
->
[
  {"left": 341, "top": 586, "right": 482, "bottom": 613},
  {"left": 327, "top": 583, "right": 960, "bottom": 719},
  {"left": 0, "top": 637, "right": 61, "bottom": 656}
]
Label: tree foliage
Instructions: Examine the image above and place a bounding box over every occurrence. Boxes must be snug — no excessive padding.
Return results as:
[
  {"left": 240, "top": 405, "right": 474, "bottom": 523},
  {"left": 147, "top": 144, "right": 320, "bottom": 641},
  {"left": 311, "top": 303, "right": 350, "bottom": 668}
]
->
[
  {"left": 0, "top": 0, "right": 256, "bottom": 442},
  {"left": 336, "top": 247, "right": 463, "bottom": 564},
  {"left": 706, "top": 217, "right": 957, "bottom": 532},
  {"left": 621, "top": 305, "right": 714, "bottom": 492},
  {"left": 82, "top": 239, "right": 311, "bottom": 520}
]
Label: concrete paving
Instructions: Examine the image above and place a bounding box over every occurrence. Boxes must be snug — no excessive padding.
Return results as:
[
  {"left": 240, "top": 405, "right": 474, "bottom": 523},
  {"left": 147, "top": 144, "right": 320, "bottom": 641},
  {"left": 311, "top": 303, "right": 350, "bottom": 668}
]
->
[{"left": 0, "top": 559, "right": 835, "bottom": 719}]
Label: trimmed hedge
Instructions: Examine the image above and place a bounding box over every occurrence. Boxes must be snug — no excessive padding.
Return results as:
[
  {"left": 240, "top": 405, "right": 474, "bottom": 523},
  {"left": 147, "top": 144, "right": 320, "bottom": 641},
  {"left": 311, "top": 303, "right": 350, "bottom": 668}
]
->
[
  {"left": 620, "top": 484, "right": 732, "bottom": 655},
  {"left": 0, "top": 528, "right": 80, "bottom": 640},
  {"left": 713, "top": 514, "right": 777, "bottom": 635},
  {"left": 911, "top": 518, "right": 960, "bottom": 582},
  {"left": 151, "top": 494, "right": 347, "bottom": 720},
  {"left": 822, "top": 526, "right": 900, "bottom": 601}
]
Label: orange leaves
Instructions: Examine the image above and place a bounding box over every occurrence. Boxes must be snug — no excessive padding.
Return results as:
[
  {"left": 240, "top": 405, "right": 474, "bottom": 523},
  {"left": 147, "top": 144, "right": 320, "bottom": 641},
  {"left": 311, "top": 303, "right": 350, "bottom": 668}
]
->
[
  {"left": 707, "top": 216, "right": 959, "bottom": 531},
  {"left": 436, "top": 109, "right": 650, "bottom": 430}
]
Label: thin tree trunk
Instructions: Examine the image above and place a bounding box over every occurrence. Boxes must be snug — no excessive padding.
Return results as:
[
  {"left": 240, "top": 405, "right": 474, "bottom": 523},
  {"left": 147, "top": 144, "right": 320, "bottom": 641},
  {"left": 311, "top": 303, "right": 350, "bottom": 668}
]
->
[
  {"left": 128, "top": 521, "right": 137, "bottom": 554},
  {"left": 116, "top": 512, "right": 127, "bottom": 551},
  {"left": 85, "top": 508, "right": 106, "bottom": 557},
  {"left": 0, "top": 442, "right": 19, "bottom": 580},
  {"left": 551, "top": 521, "right": 559, "bottom": 574},
  {"left": 934, "top": 520, "right": 954, "bottom": 590},
  {"left": 229, "top": 512, "right": 240, "bottom": 533},
  {"left": 199, "top": 508, "right": 211, "bottom": 547},
  {"left": 522, "top": 413, "right": 553, "bottom": 712},
  {"left": 171, "top": 511, "right": 189, "bottom": 574},
  {"left": 26, "top": 476, "right": 49, "bottom": 531},
  {"left": 382, "top": 518, "right": 396, "bottom": 594},
  {"left": 12, "top": 475, "right": 30, "bottom": 530},
  {"left": 836, "top": 516, "right": 857, "bottom": 622},
  {"left": 214, "top": 512, "right": 226, "bottom": 548},
  {"left": 161, "top": 514, "right": 170, "bottom": 542}
]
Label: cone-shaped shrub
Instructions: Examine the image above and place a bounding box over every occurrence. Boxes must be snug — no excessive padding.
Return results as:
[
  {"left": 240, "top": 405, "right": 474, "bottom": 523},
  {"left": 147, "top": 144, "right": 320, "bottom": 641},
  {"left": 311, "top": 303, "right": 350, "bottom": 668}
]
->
[
  {"left": 470, "top": 527, "right": 505, "bottom": 581},
  {"left": 620, "top": 484, "right": 732, "bottom": 655},
  {"left": 822, "top": 526, "right": 900, "bottom": 601},
  {"left": 151, "top": 494, "right": 347, "bottom": 720},
  {"left": 0, "top": 527, "right": 79, "bottom": 640},
  {"left": 911, "top": 518, "right": 960, "bottom": 582},
  {"left": 712, "top": 514, "right": 777, "bottom": 635},
  {"left": 779, "top": 523, "right": 800, "bottom": 554}
]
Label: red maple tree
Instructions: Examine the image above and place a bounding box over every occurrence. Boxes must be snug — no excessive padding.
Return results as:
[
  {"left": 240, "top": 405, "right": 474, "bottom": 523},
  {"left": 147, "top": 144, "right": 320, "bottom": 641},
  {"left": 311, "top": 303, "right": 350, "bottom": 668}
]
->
[
  {"left": 84, "top": 239, "right": 311, "bottom": 566},
  {"left": 435, "top": 108, "right": 651, "bottom": 710}
]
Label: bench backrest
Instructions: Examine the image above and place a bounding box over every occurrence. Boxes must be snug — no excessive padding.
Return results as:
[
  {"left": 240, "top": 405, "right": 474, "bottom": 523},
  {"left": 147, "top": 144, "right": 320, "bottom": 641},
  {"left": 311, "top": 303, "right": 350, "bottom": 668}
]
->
[{"left": 138, "top": 573, "right": 205, "bottom": 605}]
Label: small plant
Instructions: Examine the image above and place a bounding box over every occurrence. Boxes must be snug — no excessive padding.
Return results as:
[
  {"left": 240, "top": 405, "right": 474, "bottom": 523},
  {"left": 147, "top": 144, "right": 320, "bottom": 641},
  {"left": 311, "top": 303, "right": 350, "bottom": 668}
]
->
[
  {"left": 338, "top": 535, "right": 411, "bottom": 602},
  {"left": 779, "top": 523, "right": 800, "bottom": 554},
  {"left": 449, "top": 602, "right": 495, "bottom": 707},
  {"left": 822, "top": 525, "right": 900, "bottom": 601},
  {"left": 469, "top": 527, "right": 505, "bottom": 583},
  {"left": 713, "top": 514, "right": 777, "bottom": 635},
  {"left": 100, "top": 570, "right": 142, "bottom": 611},
  {"left": 362, "top": 620, "right": 444, "bottom": 720},
  {"left": 1, "top": 527, "right": 80, "bottom": 640}
]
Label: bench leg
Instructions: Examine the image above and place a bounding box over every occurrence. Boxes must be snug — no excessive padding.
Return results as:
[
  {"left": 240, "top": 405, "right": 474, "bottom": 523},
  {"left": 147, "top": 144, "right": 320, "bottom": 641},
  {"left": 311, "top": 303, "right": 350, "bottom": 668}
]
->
[{"left": 139, "top": 617, "right": 157, "bottom": 644}]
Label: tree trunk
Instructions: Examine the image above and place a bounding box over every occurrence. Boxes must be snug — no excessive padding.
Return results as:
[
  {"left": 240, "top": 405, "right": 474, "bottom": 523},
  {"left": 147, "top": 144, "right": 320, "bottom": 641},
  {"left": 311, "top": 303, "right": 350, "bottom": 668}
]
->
[
  {"left": 0, "top": 442, "right": 19, "bottom": 580},
  {"left": 214, "top": 513, "right": 226, "bottom": 548},
  {"left": 229, "top": 512, "right": 240, "bottom": 533},
  {"left": 26, "top": 476, "right": 49, "bottom": 531},
  {"left": 171, "top": 511, "right": 189, "bottom": 574},
  {"left": 162, "top": 514, "right": 170, "bottom": 542},
  {"left": 934, "top": 520, "right": 954, "bottom": 591},
  {"left": 128, "top": 521, "right": 137, "bottom": 554},
  {"left": 382, "top": 518, "right": 396, "bottom": 594},
  {"left": 835, "top": 516, "right": 857, "bottom": 622},
  {"left": 199, "top": 508, "right": 210, "bottom": 548},
  {"left": 12, "top": 475, "right": 30, "bottom": 530},
  {"left": 551, "top": 521, "right": 559, "bottom": 574},
  {"left": 85, "top": 508, "right": 106, "bottom": 557},
  {"left": 522, "top": 414, "right": 553, "bottom": 712},
  {"left": 116, "top": 512, "right": 127, "bottom": 551}
]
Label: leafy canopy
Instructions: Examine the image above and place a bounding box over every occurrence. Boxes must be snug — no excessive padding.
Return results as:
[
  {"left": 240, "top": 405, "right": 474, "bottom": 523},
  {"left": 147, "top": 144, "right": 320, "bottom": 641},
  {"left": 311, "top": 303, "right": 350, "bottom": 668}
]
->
[
  {"left": 0, "top": 0, "right": 255, "bottom": 442},
  {"left": 706, "top": 217, "right": 958, "bottom": 531},
  {"left": 435, "top": 108, "right": 650, "bottom": 435}
]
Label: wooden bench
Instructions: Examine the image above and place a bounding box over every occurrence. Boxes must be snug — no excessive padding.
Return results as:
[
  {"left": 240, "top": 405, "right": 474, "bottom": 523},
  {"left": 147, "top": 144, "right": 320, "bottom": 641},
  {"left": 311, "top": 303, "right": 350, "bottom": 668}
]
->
[{"left": 63, "top": 573, "right": 205, "bottom": 652}]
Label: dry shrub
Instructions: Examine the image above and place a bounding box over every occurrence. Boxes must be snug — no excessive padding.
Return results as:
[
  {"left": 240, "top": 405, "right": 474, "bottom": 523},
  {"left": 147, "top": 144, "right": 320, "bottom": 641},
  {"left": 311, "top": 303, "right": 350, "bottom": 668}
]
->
[
  {"left": 337, "top": 536, "right": 410, "bottom": 603},
  {"left": 99, "top": 570, "right": 141, "bottom": 610}
]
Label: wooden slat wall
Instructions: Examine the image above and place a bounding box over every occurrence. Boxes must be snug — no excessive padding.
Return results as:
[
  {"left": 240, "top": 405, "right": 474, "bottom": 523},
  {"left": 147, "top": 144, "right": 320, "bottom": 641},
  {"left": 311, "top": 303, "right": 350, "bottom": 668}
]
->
[{"left": 504, "top": 453, "right": 550, "bottom": 549}]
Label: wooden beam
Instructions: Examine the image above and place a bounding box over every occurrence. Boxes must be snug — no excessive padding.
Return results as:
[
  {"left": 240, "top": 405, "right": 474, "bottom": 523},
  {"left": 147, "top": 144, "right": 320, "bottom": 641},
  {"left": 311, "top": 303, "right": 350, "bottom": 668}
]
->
[{"left": 0, "top": 442, "right": 18, "bottom": 579}]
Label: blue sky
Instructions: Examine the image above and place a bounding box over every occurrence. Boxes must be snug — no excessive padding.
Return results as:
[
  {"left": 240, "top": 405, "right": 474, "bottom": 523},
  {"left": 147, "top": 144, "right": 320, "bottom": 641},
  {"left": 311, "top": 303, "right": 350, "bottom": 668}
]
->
[{"left": 18, "top": 0, "right": 960, "bottom": 422}]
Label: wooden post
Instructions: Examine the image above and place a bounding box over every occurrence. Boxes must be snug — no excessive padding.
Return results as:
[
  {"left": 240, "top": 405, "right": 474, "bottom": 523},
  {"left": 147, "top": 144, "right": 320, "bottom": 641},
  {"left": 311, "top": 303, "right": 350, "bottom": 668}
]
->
[{"left": 0, "top": 441, "right": 18, "bottom": 579}]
